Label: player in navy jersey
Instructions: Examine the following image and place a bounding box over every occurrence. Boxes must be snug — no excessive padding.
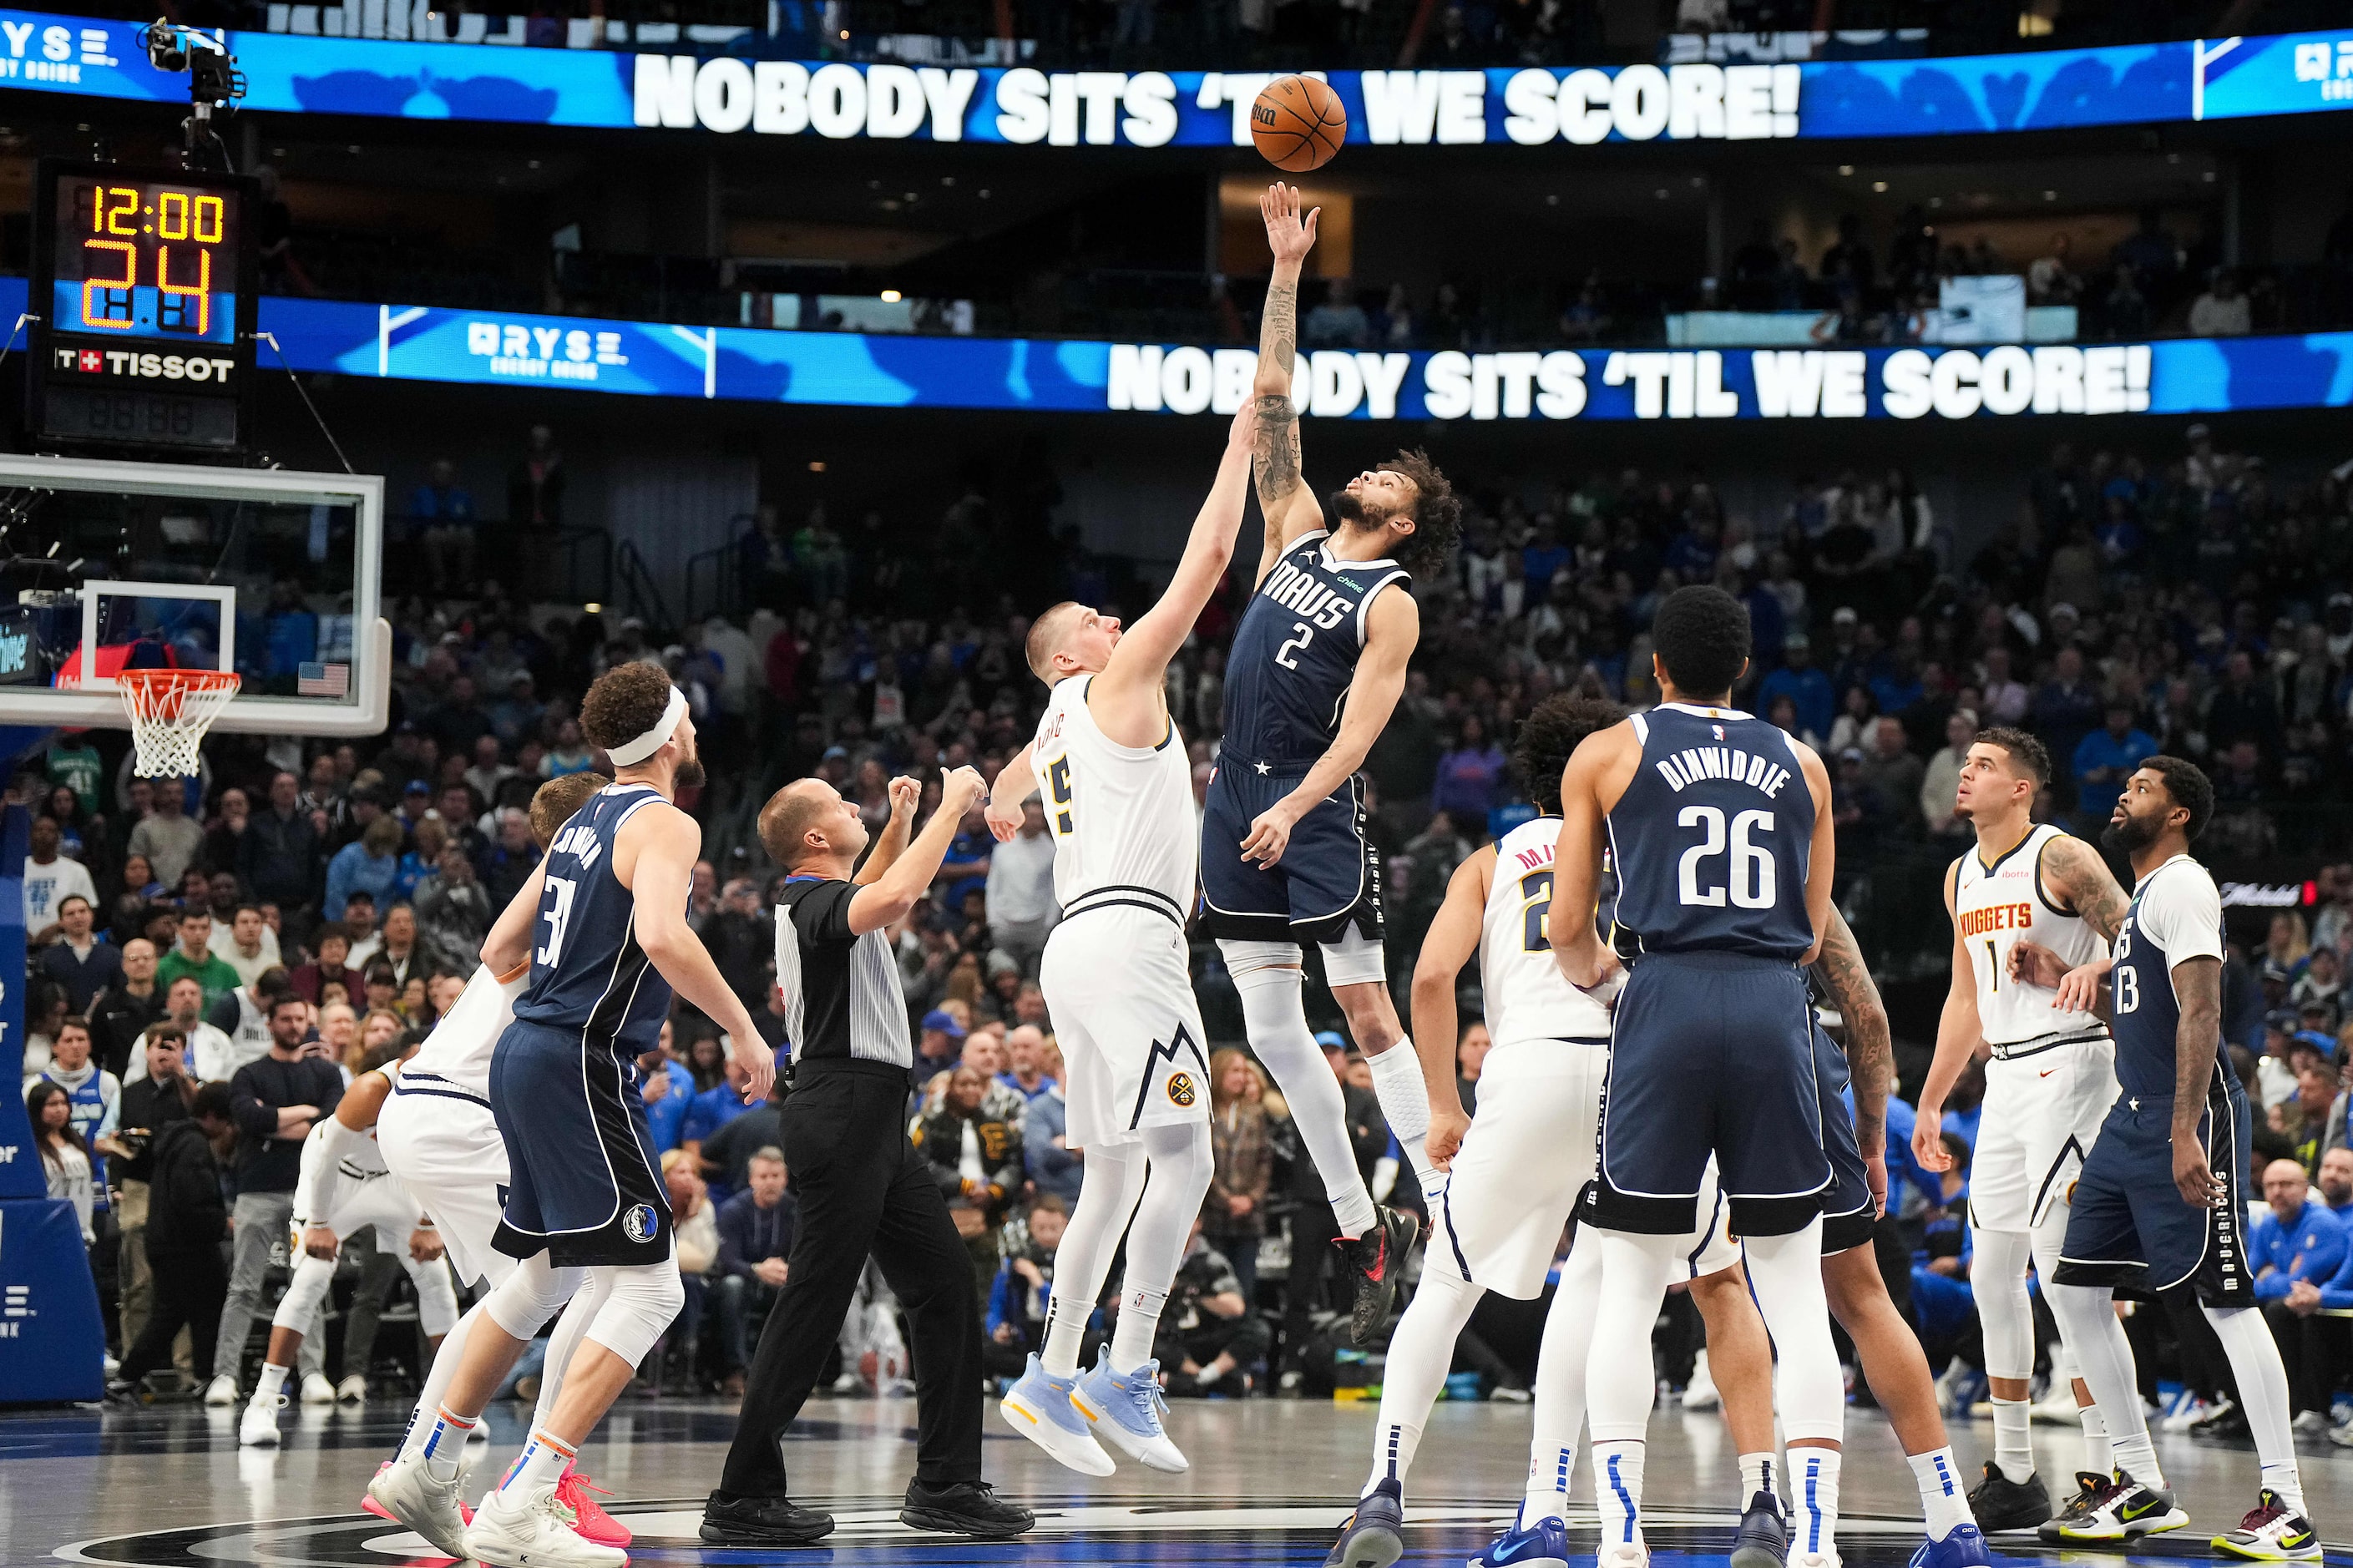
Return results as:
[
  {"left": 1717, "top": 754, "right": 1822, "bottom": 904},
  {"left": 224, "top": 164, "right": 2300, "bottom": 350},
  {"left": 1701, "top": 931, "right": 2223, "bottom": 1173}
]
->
[
  {"left": 2013, "top": 759, "right": 2318, "bottom": 1560},
  {"left": 1549, "top": 585, "right": 1848, "bottom": 1568},
  {"left": 371, "top": 662, "right": 771, "bottom": 1568},
  {"left": 1201, "top": 184, "right": 1464, "bottom": 1346}
]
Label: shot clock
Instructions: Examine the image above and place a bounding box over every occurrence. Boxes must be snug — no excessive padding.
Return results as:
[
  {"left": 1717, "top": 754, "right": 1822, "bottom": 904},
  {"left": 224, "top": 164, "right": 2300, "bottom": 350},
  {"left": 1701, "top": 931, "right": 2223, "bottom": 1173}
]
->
[{"left": 28, "top": 159, "right": 259, "bottom": 457}]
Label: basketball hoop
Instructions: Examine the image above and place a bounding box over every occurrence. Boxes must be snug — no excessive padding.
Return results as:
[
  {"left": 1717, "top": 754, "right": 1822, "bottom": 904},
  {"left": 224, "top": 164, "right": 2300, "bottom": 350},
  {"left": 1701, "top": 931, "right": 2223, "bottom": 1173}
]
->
[{"left": 117, "top": 668, "right": 240, "bottom": 777}]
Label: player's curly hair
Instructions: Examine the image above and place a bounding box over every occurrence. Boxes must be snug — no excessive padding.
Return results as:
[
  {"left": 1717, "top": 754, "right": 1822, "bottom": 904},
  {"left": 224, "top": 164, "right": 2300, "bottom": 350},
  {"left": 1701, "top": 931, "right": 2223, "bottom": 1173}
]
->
[
  {"left": 529, "top": 770, "right": 610, "bottom": 847},
  {"left": 578, "top": 660, "right": 676, "bottom": 753},
  {"left": 1974, "top": 726, "right": 2051, "bottom": 792},
  {"left": 1380, "top": 449, "right": 1462, "bottom": 575},
  {"left": 1515, "top": 696, "right": 1627, "bottom": 815},
  {"left": 1652, "top": 585, "right": 1750, "bottom": 701},
  {"left": 2143, "top": 754, "right": 2214, "bottom": 842}
]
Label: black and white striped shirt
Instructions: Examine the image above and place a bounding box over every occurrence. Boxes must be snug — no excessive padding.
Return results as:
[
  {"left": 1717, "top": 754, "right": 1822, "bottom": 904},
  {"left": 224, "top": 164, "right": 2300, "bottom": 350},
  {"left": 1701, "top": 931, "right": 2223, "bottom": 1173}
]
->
[{"left": 775, "top": 878, "right": 911, "bottom": 1068}]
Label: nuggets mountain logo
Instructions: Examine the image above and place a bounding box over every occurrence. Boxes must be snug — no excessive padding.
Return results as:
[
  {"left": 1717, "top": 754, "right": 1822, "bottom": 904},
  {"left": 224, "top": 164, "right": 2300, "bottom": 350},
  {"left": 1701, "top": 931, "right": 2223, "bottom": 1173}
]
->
[{"left": 1166, "top": 1071, "right": 1197, "bottom": 1107}]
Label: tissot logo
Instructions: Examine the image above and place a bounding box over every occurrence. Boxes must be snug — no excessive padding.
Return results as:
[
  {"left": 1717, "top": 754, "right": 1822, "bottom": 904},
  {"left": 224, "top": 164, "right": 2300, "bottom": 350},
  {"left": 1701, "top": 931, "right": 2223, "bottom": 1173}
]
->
[{"left": 54, "top": 346, "right": 235, "bottom": 384}]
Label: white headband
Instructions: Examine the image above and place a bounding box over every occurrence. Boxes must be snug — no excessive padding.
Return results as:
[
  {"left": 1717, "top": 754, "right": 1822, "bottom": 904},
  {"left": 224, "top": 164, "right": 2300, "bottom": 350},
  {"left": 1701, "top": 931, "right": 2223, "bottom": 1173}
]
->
[{"left": 606, "top": 686, "right": 687, "bottom": 767}]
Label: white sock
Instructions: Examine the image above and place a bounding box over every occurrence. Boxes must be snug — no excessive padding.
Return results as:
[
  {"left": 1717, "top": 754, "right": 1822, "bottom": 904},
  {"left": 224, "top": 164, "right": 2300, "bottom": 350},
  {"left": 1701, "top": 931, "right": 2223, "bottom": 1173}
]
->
[
  {"left": 1908, "top": 1447, "right": 1974, "bottom": 1539},
  {"left": 1522, "top": 1440, "right": 1576, "bottom": 1526},
  {"left": 1521, "top": 1237, "right": 1600, "bottom": 1530},
  {"left": 1739, "top": 1451, "right": 1779, "bottom": 1510},
  {"left": 1990, "top": 1396, "right": 2035, "bottom": 1484},
  {"left": 1592, "top": 1440, "right": 1646, "bottom": 1549},
  {"left": 497, "top": 1427, "right": 576, "bottom": 1497},
  {"left": 417, "top": 1404, "right": 478, "bottom": 1484},
  {"left": 1110, "top": 1283, "right": 1166, "bottom": 1374},
  {"left": 1363, "top": 1039, "right": 1440, "bottom": 1195},
  {"left": 1790, "top": 1448, "right": 1842, "bottom": 1560},
  {"left": 1040, "top": 1288, "right": 1090, "bottom": 1379},
  {"left": 254, "top": 1363, "right": 290, "bottom": 1404},
  {"left": 1230, "top": 959, "right": 1378, "bottom": 1237},
  {"left": 2203, "top": 1304, "right": 2304, "bottom": 1515},
  {"left": 400, "top": 1298, "right": 484, "bottom": 1461},
  {"left": 2079, "top": 1400, "right": 2113, "bottom": 1478}
]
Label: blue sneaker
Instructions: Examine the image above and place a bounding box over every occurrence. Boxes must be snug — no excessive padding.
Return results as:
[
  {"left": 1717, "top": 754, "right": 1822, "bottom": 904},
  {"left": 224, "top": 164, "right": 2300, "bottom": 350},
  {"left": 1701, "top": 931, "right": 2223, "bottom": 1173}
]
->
[
  {"left": 1468, "top": 1515, "right": 1572, "bottom": 1568},
  {"left": 1322, "top": 1479, "right": 1404, "bottom": 1568},
  {"left": 1730, "top": 1490, "right": 1789, "bottom": 1568},
  {"left": 999, "top": 1353, "right": 1114, "bottom": 1477},
  {"left": 1073, "top": 1353, "right": 1187, "bottom": 1473},
  {"left": 1908, "top": 1524, "right": 1991, "bottom": 1568}
]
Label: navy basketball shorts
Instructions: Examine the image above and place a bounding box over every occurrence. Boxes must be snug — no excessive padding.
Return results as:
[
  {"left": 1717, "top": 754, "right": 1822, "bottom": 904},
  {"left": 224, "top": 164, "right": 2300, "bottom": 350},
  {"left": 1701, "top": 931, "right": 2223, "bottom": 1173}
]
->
[
  {"left": 490, "top": 1019, "right": 673, "bottom": 1268},
  {"left": 2054, "top": 1078, "right": 2254, "bottom": 1307},
  {"left": 1590, "top": 951, "right": 1830, "bottom": 1237},
  {"left": 1198, "top": 761, "right": 1384, "bottom": 947},
  {"left": 1810, "top": 1023, "right": 1880, "bottom": 1255}
]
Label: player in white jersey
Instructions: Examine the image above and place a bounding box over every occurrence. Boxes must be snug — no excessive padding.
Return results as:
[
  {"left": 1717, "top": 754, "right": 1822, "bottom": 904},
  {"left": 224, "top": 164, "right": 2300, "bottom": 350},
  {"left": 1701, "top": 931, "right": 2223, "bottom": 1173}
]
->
[
  {"left": 1912, "top": 726, "right": 2131, "bottom": 1535},
  {"left": 354, "top": 772, "right": 630, "bottom": 1550},
  {"left": 984, "top": 405, "right": 1255, "bottom": 1479},
  {"left": 1322, "top": 695, "right": 1734, "bottom": 1568},
  {"left": 236, "top": 1059, "right": 460, "bottom": 1449}
]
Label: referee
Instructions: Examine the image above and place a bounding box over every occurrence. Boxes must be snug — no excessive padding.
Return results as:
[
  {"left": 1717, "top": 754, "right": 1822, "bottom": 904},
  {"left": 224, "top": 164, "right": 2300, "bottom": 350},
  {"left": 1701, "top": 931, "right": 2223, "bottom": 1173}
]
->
[{"left": 701, "top": 767, "right": 1035, "bottom": 1546}]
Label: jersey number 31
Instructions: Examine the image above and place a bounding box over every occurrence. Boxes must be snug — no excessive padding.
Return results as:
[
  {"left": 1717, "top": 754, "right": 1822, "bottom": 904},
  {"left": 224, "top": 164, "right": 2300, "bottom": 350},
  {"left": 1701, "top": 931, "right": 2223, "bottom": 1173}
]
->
[{"left": 1677, "top": 806, "right": 1776, "bottom": 909}]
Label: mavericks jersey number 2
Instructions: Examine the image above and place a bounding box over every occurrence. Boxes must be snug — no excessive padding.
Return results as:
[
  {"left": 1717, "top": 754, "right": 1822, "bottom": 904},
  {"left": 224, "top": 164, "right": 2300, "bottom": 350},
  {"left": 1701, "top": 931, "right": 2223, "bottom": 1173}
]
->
[{"left": 1221, "top": 532, "right": 1409, "bottom": 769}]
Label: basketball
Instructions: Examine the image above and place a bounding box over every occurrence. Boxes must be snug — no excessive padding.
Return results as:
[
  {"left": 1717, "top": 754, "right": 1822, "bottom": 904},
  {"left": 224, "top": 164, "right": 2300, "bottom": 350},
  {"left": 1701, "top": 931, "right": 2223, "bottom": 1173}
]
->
[{"left": 1252, "top": 74, "right": 1346, "bottom": 173}]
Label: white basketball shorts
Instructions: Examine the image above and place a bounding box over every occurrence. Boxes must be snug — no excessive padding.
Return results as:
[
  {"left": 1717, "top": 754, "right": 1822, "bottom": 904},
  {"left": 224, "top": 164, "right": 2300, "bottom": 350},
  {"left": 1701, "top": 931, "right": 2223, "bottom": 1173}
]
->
[
  {"left": 1970, "top": 1033, "right": 2117, "bottom": 1233},
  {"left": 377, "top": 1070, "right": 514, "bottom": 1291},
  {"left": 1040, "top": 905, "right": 1211, "bottom": 1149}
]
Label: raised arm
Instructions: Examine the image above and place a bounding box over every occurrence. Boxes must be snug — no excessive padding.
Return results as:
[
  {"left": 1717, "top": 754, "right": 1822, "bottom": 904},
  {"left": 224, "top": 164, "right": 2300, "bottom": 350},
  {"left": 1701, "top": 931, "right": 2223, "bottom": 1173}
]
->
[
  {"left": 2168, "top": 953, "right": 2228, "bottom": 1210},
  {"left": 848, "top": 766, "right": 988, "bottom": 937},
  {"left": 1239, "top": 587, "right": 1417, "bottom": 868},
  {"left": 1093, "top": 407, "right": 1257, "bottom": 742},
  {"left": 1811, "top": 907, "right": 1891, "bottom": 1211},
  {"left": 857, "top": 776, "right": 922, "bottom": 884},
  {"left": 481, "top": 856, "right": 551, "bottom": 975},
  {"left": 1914, "top": 860, "right": 1981, "bottom": 1175},
  {"left": 1408, "top": 847, "right": 1491, "bottom": 1169},
  {"left": 984, "top": 745, "right": 1040, "bottom": 842},
  {"left": 623, "top": 807, "right": 773, "bottom": 1104},
  {"left": 2039, "top": 832, "right": 2129, "bottom": 943},
  {"left": 1252, "top": 183, "right": 1325, "bottom": 583}
]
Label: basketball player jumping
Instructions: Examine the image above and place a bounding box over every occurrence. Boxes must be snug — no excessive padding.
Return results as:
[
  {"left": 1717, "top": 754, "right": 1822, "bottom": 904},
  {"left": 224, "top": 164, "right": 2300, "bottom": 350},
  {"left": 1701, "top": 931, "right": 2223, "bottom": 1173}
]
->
[
  {"left": 2021, "top": 761, "right": 2320, "bottom": 1560},
  {"left": 374, "top": 664, "right": 772, "bottom": 1568},
  {"left": 1910, "top": 729, "right": 2127, "bottom": 1535},
  {"left": 1551, "top": 585, "right": 1846, "bottom": 1568},
  {"left": 990, "top": 404, "right": 1255, "bottom": 1476},
  {"left": 1200, "top": 183, "right": 1463, "bottom": 1344}
]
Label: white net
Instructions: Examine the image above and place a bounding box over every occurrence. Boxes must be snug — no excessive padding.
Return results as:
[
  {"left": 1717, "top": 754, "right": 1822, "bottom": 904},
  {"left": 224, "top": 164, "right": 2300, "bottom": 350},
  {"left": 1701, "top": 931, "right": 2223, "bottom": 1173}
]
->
[{"left": 117, "top": 670, "right": 241, "bottom": 777}]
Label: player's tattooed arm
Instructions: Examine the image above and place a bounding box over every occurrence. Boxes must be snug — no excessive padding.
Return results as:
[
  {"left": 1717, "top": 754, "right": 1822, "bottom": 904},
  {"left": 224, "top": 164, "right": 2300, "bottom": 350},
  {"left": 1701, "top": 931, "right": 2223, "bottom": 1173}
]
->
[
  {"left": 1812, "top": 908, "right": 1892, "bottom": 1155},
  {"left": 2041, "top": 833, "right": 2129, "bottom": 943},
  {"left": 1252, "top": 183, "right": 1321, "bottom": 578}
]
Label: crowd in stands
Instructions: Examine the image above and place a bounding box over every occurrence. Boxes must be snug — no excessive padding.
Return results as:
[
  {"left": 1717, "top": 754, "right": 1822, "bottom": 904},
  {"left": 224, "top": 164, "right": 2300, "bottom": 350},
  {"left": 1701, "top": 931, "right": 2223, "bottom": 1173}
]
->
[{"left": 23, "top": 411, "right": 2353, "bottom": 1429}]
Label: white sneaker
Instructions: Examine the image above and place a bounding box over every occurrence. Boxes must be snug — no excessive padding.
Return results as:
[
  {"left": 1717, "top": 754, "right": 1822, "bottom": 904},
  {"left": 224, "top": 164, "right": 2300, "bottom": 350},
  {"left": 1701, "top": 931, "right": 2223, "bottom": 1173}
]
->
[
  {"left": 1788, "top": 1553, "right": 1841, "bottom": 1568},
  {"left": 299, "top": 1372, "right": 338, "bottom": 1406},
  {"left": 464, "top": 1483, "right": 628, "bottom": 1568},
  {"left": 2289, "top": 1409, "right": 2328, "bottom": 1436},
  {"left": 337, "top": 1373, "right": 369, "bottom": 1404},
  {"left": 2030, "top": 1384, "right": 2081, "bottom": 1424},
  {"left": 238, "top": 1398, "right": 283, "bottom": 1448},
  {"left": 2158, "top": 1395, "right": 2211, "bottom": 1434},
  {"left": 203, "top": 1373, "right": 239, "bottom": 1407},
  {"left": 1596, "top": 1542, "right": 1649, "bottom": 1568},
  {"left": 369, "top": 1449, "right": 473, "bottom": 1561},
  {"left": 1683, "top": 1351, "right": 1722, "bottom": 1412}
]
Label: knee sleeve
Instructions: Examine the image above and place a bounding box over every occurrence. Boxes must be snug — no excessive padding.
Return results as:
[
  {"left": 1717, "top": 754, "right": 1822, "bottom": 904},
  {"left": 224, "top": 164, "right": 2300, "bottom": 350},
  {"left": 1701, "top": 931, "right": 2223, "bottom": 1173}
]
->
[
  {"left": 272, "top": 1253, "right": 336, "bottom": 1335},
  {"left": 1124, "top": 1122, "right": 1215, "bottom": 1289},
  {"left": 406, "top": 1256, "right": 461, "bottom": 1338},
  {"left": 1055, "top": 1139, "right": 1149, "bottom": 1308},
  {"left": 484, "top": 1250, "right": 586, "bottom": 1342},
  {"left": 1587, "top": 1229, "right": 1680, "bottom": 1441},
  {"left": 1318, "top": 923, "right": 1389, "bottom": 989},
  {"left": 1743, "top": 1221, "right": 1844, "bottom": 1444},
  {"left": 582, "top": 1258, "right": 686, "bottom": 1369},
  {"left": 1970, "top": 1224, "right": 2038, "bottom": 1381},
  {"left": 1221, "top": 938, "right": 1304, "bottom": 981}
]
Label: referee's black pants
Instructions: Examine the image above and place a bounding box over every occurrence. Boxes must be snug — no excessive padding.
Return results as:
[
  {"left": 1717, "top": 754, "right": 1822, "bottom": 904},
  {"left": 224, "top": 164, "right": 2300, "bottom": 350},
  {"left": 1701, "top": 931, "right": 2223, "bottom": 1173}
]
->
[{"left": 719, "top": 1059, "right": 984, "bottom": 1498}]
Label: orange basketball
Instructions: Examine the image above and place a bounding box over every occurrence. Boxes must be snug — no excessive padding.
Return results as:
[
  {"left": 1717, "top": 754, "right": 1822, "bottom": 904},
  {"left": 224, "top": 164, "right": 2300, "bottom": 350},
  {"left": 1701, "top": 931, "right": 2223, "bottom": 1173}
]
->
[{"left": 1252, "top": 75, "right": 1346, "bottom": 173}]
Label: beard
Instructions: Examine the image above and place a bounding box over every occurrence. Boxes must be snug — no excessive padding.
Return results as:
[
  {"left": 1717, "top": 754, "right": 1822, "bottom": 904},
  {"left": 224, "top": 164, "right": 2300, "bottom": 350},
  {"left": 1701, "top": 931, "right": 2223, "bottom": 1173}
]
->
[
  {"left": 2101, "top": 812, "right": 2158, "bottom": 854},
  {"left": 675, "top": 750, "right": 707, "bottom": 790},
  {"left": 1330, "top": 487, "right": 1376, "bottom": 530}
]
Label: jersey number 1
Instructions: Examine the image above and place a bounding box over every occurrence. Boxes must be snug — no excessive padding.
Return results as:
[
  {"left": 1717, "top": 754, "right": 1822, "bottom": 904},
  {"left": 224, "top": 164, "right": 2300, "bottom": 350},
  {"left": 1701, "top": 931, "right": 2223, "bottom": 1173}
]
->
[{"left": 538, "top": 875, "right": 578, "bottom": 968}]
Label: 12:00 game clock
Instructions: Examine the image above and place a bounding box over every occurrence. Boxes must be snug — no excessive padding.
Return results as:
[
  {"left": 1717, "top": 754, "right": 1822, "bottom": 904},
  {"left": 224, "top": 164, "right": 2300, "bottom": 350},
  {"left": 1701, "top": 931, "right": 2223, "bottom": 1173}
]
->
[{"left": 27, "top": 159, "right": 259, "bottom": 456}]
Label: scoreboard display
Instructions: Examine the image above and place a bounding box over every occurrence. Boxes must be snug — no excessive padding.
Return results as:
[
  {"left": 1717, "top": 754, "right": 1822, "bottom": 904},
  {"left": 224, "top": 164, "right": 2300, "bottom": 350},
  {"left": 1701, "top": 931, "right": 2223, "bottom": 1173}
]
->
[{"left": 28, "top": 161, "right": 258, "bottom": 456}]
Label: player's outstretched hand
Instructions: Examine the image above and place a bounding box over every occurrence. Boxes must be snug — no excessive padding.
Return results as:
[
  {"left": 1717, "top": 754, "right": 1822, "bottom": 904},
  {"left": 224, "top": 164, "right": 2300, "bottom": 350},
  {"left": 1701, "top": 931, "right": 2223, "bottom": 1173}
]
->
[
  {"left": 1239, "top": 799, "right": 1302, "bottom": 866},
  {"left": 943, "top": 765, "right": 987, "bottom": 816},
  {"left": 2007, "top": 937, "right": 2068, "bottom": 991},
  {"left": 888, "top": 774, "right": 922, "bottom": 819},
  {"left": 727, "top": 1029, "right": 776, "bottom": 1105},
  {"left": 2052, "top": 958, "right": 2111, "bottom": 1014},
  {"left": 1910, "top": 1110, "right": 1951, "bottom": 1173},
  {"left": 1425, "top": 1101, "right": 1470, "bottom": 1171},
  {"left": 1260, "top": 182, "right": 1319, "bottom": 266},
  {"left": 2172, "top": 1138, "right": 2224, "bottom": 1211}
]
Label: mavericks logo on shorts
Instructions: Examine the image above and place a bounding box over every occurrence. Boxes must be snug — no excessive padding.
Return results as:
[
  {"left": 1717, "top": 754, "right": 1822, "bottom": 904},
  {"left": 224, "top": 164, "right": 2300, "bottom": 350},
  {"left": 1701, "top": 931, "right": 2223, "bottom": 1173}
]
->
[
  {"left": 622, "top": 1203, "right": 660, "bottom": 1244},
  {"left": 1166, "top": 1071, "right": 1197, "bottom": 1107}
]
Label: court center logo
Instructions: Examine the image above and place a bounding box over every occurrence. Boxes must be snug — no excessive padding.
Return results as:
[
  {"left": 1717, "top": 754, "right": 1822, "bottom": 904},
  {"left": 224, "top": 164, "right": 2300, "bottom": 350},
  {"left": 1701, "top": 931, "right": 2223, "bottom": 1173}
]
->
[
  {"left": 1166, "top": 1071, "right": 1197, "bottom": 1107},
  {"left": 622, "top": 1203, "right": 660, "bottom": 1244}
]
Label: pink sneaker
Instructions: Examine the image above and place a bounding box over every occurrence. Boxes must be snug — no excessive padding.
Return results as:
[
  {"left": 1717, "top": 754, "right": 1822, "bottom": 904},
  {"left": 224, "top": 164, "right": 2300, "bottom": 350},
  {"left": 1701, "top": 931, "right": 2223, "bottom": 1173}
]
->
[
  {"left": 361, "top": 1461, "right": 473, "bottom": 1525},
  {"left": 557, "top": 1468, "right": 632, "bottom": 1547}
]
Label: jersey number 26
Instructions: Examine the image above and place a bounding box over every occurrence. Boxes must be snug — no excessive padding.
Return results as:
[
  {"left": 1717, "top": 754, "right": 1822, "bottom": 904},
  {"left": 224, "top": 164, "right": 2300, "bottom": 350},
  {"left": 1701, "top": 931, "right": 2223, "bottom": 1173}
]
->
[{"left": 1677, "top": 806, "right": 1776, "bottom": 910}]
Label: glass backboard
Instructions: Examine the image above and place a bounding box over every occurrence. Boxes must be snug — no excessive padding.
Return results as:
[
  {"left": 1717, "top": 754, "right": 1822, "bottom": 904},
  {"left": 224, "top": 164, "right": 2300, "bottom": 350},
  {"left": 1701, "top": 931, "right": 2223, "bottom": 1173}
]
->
[{"left": 0, "top": 453, "right": 387, "bottom": 736}]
